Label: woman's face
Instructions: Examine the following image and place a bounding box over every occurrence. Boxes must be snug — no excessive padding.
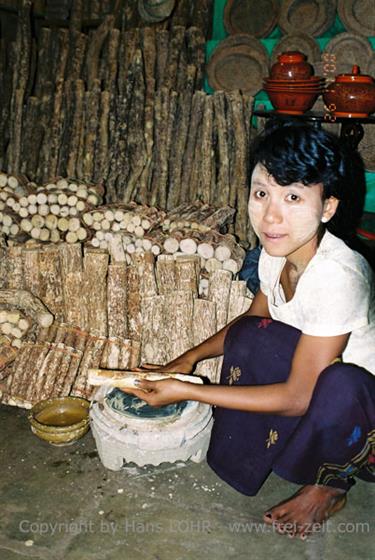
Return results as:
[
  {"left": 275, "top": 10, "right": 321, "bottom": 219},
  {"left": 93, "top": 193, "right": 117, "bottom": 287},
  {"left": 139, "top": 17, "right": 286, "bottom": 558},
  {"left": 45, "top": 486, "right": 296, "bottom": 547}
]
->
[{"left": 248, "top": 164, "right": 337, "bottom": 262}]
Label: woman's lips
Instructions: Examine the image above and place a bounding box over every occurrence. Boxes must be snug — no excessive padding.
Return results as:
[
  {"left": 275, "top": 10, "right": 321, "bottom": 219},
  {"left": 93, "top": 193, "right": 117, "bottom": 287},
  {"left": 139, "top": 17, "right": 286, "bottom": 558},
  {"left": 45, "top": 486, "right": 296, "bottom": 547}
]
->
[{"left": 263, "top": 233, "right": 287, "bottom": 240}]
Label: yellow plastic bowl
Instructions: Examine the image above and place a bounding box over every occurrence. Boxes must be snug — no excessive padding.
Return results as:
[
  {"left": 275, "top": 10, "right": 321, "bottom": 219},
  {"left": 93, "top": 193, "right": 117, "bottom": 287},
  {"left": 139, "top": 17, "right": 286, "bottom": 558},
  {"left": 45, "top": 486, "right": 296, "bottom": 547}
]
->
[{"left": 28, "top": 396, "right": 90, "bottom": 446}]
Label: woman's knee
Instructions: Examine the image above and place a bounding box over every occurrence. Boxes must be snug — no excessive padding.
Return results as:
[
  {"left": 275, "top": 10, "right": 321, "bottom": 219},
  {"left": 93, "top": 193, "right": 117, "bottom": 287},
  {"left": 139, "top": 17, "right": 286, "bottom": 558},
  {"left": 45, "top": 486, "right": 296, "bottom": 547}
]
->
[{"left": 311, "top": 362, "right": 374, "bottom": 407}]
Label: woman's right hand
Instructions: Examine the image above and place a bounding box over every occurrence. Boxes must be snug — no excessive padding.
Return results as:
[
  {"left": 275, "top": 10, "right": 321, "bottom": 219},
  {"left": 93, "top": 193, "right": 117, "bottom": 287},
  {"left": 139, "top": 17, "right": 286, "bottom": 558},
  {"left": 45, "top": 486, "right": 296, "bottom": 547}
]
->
[{"left": 137, "top": 352, "right": 196, "bottom": 375}]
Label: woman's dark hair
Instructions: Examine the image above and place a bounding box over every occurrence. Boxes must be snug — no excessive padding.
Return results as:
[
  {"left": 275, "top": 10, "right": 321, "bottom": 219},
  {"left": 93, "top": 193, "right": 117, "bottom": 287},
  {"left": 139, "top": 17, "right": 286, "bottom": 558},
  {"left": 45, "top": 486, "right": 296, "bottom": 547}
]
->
[{"left": 250, "top": 121, "right": 366, "bottom": 244}]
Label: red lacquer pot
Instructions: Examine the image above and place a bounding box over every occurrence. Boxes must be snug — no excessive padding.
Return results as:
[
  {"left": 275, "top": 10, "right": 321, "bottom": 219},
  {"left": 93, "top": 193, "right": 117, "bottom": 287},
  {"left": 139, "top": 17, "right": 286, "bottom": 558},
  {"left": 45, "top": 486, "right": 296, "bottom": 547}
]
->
[
  {"left": 270, "top": 51, "right": 314, "bottom": 80},
  {"left": 323, "top": 65, "right": 375, "bottom": 118}
]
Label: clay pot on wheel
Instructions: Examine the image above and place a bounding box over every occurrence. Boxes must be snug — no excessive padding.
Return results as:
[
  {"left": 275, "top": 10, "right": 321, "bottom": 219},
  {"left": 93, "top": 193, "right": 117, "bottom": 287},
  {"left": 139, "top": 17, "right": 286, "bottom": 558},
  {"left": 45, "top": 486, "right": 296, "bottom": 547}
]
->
[
  {"left": 270, "top": 51, "right": 314, "bottom": 80},
  {"left": 323, "top": 65, "right": 375, "bottom": 118}
]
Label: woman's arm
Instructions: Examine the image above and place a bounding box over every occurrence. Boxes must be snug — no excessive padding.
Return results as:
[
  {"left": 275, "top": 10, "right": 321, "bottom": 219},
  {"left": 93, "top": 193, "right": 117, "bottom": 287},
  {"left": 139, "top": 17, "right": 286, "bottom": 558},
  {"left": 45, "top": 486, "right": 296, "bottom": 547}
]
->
[
  {"left": 128, "top": 331, "right": 350, "bottom": 416},
  {"left": 141, "top": 289, "right": 271, "bottom": 373}
]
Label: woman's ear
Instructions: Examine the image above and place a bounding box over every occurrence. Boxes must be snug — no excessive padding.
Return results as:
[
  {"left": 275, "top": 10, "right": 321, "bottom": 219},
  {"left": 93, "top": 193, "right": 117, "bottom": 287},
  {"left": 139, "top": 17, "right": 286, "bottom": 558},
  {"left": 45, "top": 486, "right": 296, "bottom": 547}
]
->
[{"left": 321, "top": 196, "right": 339, "bottom": 223}]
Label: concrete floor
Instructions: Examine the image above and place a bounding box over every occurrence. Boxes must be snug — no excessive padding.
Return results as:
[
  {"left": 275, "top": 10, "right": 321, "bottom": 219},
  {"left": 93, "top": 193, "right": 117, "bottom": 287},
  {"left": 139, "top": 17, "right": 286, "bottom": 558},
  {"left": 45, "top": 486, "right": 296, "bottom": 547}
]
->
[{"left": 0, "top": 404, "right": 374, "bottom": 560}]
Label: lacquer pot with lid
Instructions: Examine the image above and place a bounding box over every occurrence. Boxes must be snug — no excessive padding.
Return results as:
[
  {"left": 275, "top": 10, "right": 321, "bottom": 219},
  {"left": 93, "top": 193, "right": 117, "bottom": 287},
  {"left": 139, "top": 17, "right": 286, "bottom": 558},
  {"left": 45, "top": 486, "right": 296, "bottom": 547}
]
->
[{"left": 323, "top": 65, "right": 375, "bottom": 118}]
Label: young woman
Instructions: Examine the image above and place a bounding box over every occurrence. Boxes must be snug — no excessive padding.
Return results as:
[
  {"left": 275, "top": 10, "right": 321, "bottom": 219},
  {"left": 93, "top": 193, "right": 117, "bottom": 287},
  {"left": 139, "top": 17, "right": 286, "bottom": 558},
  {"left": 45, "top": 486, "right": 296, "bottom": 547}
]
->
[{"left": 127, "top": 124, "right": 375, "bottom": 539}]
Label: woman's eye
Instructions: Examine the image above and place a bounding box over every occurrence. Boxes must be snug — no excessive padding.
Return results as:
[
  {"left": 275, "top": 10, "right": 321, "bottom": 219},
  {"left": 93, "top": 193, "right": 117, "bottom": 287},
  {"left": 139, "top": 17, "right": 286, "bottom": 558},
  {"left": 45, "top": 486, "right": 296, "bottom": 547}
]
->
[
  {"left": 254, "top": 190, "right": 266, "bottom": 198},
  {"left": 286, "top": 193, "right": 300, "bottom": 202}
]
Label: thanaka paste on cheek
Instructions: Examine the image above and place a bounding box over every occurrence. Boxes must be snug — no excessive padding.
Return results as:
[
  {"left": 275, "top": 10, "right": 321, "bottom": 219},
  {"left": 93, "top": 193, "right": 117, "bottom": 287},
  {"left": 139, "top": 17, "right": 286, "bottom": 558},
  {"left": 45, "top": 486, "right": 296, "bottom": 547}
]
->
[{"left": 248, "top": 196, "right": 262, "bottom": 237}]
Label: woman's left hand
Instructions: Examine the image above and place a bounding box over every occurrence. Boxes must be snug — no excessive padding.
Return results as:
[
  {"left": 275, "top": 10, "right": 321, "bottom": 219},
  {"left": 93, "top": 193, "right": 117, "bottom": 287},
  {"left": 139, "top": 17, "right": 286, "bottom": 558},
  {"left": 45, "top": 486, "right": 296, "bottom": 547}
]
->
[{"left": 120, "top": 379, "right": 195, "bottom": 407}]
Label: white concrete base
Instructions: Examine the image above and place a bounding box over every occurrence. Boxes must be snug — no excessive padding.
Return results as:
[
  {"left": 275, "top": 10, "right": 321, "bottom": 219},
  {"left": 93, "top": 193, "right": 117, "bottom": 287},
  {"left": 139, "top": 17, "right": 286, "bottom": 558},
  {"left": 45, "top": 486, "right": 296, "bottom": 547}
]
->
[{"left": 89, "top": 386, "right": 213, "bottom": 471}]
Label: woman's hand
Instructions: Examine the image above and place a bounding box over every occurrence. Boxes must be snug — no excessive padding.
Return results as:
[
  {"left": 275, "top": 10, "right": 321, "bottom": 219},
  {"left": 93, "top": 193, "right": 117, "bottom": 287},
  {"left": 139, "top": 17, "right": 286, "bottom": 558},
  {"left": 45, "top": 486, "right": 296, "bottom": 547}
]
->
[
  {"left": 136, "top": 354, "right": 196, "bottom": 375},
  {"left": 123, "top": 378, "right": 195, "bottom": 407}
]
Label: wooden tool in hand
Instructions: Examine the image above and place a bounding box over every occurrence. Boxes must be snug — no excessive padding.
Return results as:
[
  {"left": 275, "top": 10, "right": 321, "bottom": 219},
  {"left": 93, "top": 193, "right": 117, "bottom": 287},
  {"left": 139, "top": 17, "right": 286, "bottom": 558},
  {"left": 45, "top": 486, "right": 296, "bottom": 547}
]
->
[{"left": 87, "top": 368, "right": 203, "bottom": 389}]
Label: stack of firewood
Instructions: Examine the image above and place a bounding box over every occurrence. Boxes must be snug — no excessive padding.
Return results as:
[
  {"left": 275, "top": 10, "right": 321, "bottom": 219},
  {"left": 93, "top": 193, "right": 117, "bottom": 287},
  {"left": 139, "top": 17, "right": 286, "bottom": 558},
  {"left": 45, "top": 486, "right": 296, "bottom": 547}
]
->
[
  {"left": 84, "top": 201, "right": 246, "bottom": 275},
  {"left": 0, "top": 1, "right": 255, "bottom": 245},
  {"left": 1, "top": 181, "right": 248, "bottom": 272},
  {"left": 0, "top": 173, "right": 104, "bottom": 244},
  {"left": 0, "top": 245, "right": 253, "bottom": 408}
]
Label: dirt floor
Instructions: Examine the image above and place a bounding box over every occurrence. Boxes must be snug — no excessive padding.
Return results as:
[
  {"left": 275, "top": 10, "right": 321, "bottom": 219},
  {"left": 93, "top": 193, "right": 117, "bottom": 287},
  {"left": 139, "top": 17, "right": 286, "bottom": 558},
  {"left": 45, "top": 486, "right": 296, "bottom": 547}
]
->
[{"left": 0, "top": 404, "right": 374, "bottom": 560}]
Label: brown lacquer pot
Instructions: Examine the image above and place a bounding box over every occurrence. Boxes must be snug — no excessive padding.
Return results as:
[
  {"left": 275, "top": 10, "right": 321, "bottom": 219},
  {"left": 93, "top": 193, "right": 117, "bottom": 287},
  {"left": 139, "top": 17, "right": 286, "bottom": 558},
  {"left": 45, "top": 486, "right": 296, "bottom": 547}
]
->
[
  {"left": 323, "top": 65, "right": 375, "bottom": 118},
  {"left": 270, "top": 51, "right": 313, "bottom": 80}
]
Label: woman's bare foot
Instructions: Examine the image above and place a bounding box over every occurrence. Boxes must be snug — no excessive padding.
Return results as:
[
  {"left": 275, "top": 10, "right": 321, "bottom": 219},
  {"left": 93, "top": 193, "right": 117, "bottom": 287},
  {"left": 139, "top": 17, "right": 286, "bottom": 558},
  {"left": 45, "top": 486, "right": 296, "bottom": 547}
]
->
[{"left": 263, "top": 485, "right": 347, "bottom": 539}]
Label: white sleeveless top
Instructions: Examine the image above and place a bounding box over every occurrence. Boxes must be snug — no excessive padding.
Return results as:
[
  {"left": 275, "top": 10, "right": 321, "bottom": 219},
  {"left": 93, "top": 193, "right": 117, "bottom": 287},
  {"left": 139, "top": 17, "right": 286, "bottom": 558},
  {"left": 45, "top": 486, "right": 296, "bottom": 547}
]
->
[{"left": 259, "top": 231, "right": 375, "bottom": 374}]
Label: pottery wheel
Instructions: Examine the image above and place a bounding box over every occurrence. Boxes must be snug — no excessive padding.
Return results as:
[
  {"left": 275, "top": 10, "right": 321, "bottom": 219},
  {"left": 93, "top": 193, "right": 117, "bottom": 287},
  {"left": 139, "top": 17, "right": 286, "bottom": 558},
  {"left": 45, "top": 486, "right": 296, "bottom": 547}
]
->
[
  {"left": 105, "top": 388, "right": 187, "bottom": 420},
  {"left": 90, "top": 385, "right": 213, "bottom": 470}
]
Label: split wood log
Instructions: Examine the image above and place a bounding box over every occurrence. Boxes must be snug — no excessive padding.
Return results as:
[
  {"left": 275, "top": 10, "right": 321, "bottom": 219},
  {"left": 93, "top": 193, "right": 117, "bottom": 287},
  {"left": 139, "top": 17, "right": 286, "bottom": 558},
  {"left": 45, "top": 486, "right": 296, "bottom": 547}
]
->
[
  {"left": 66, "top": 80, "right": 85, "bottom": 179},
  {"left": 141, "top": 27, "right": 156, "bottom": 97},
  {"left": 180, "top": 91, "right": 206, "bottom": 203},
  {"left": 108, "top": 234, "right": 127, "bottom": 262},
  {"left": 7, "top": 246, "right": 24, "bottom": 289},
  {"left": 227, "top": 92, "right": 250, "bottom": 242},
  {"left": 100, "top": 337, "right": 120, "bottom": 369},
  {"left": 141, "top": 294, "right": 167, "bottom": 365},
  {"left": 122, "top": 50, "right": 146, "bottom": 203},
  {"left": 126, "top": 257, "right": 143, "bottom": 341},
  {"left": 164, "top": 26, "right": 185, "bottom": 90},
  {"left": 83, "top": 81, "right": 101, "bottom": 181},
  {"left": 36, "top": 85, "right": 55, "bottom": 183},
  {"left": 83, "top": 250, "right": 109, "bottom": 336},
  {"left": 186, "top": 26, "right": 206, "bottom": 88},
  {"left": 52, "top": 345, "right": 75, "bottom": 397},
  {"left": 213, "top": 92, "right": 230, "bottom": 208},
  {"left": 138, "top": 78, "right": 155, "bottom": 204},
  {"left": 174, "top": 254, "right": 199, "bottom": 296},
  {"left": 38, "top": 343, "right": 67, "bottom": 401},
  {"left": 118, "top": 338, "right": 141, "bottom": 370},
  {"left": 22, "top": 245, "right": 41, "bottom": 299},
  {"left": 200, "top": 95, "right": 214, "bottom": 204},
  {"left": 69, "top": 0, "right": 83, "bottom": 32},
  {"left": 107, "top": 80, "right": 131, "bottom": 202},
  {"left": 14, "top": 1, "right": 31, "bottom": 89},
  {"left": 38, "top": 245, "right": 64, "bottom": 320},
  {"left": 155, "top": 254, "right": 176, "bottom": 294},
  {"left": 10, "top": 342, "right": 43, "bottom": 399},
  {"left": 34, "top": 28, "right": 51, "bottom": 97},
  {"left": 71, "top": 334, "right": 106, "bottom": 398},
  {"left": 150, "top": 88, "right": 166, "bottom": 205},
  {"left": 155, "top": 29, "right": 169, "bottom": 89},
  {"left": 52, "top": 29, "right": 69, "bottom": 81},
  {"left": 164, "top": 290, "right": 194, "bottom": 361},
  {"left": 0, "top": 237, "right": 7, "bottom": 289},
  {"left": 59, "top": 242, "right": 83, "bottom": 276},
  {"left": 63, "top": 272, "right": 85, "bottom": 328},
  {"left": 86, "top": 14, "right": 115, "bottom": 90},
  {"left": 193, "top": 299, "right": 219, "bottom": 383},
  {"left": 228, "top": 280, "right": 249, "bottom": 322},
  {"left": 176, "top": 38, "right": 187, "bottom": 92},
  {"left": 107, "top": 263, "right": 128, "bottom": 339},
  {"left": 167, "top": 90, "right": 192, "bottom": 209},
  {"left": 27, "top": 342, "right": 60, "bottom": 402},
  {"left": 136, "top": 252, "right": 157, "bottom": 297},
  {"left": 208, "top": 270, "right": 233, "bottom": 330},
  {"left": 158, "top": 89, "right": 177, "bottom": 208},
  {"left": 60, "top": 349, "right": 83, "bottom": 396},
  {"left": 94, "top": 90, "right": 111, "bottom": 184},
  {"left": 72, "top": 327, "right": 89, "bottom": 353},
  {"left": 189, "top": 96, "right": 204, "bottom": 201},
  {"left": 104, "top": 28, "right": 120, "bottom": 92},
  {"left": 87, "top": 368, "right": 203, "bottom": 389},
  {"left": 48, "top": 80, "right": 64, "bottom": 179}
]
